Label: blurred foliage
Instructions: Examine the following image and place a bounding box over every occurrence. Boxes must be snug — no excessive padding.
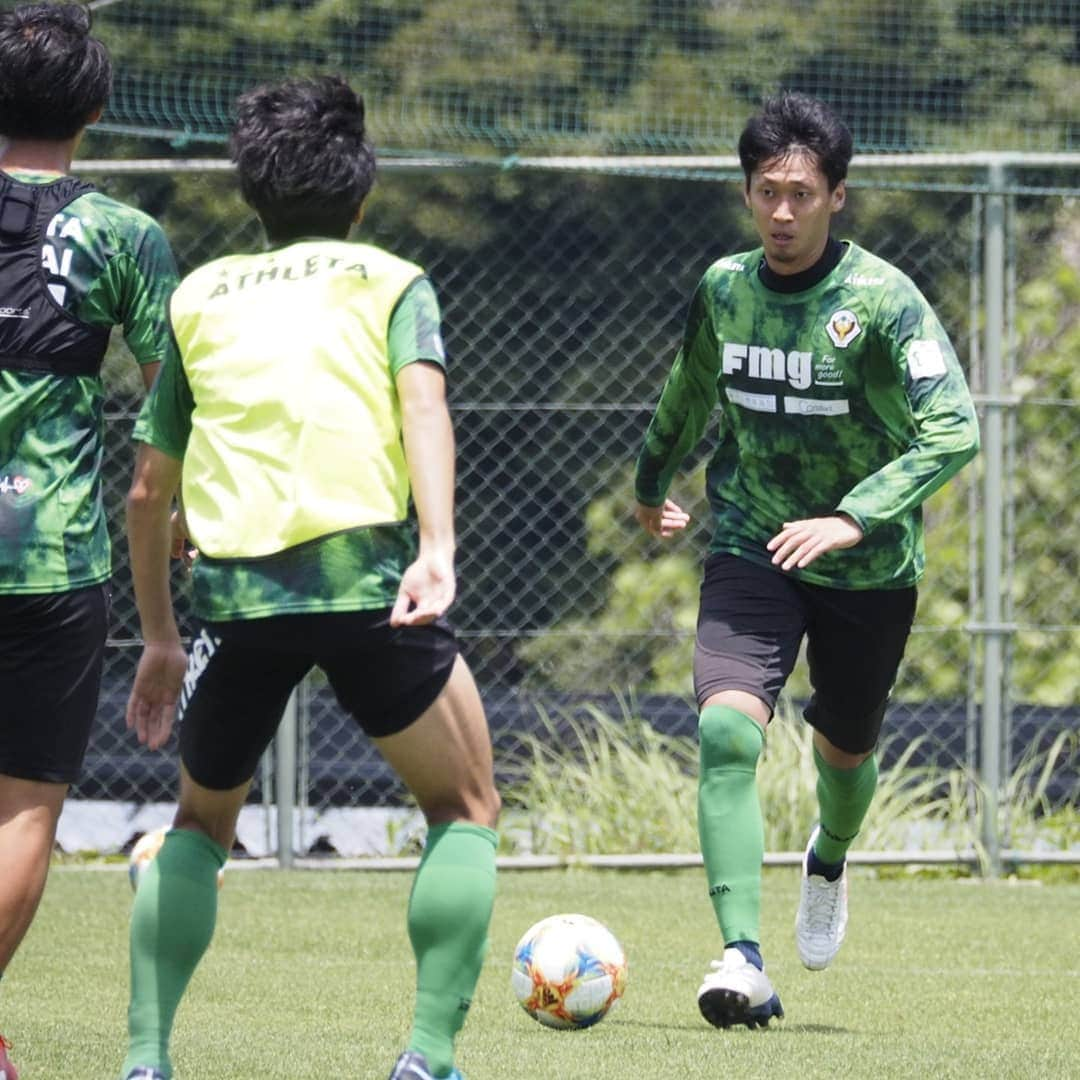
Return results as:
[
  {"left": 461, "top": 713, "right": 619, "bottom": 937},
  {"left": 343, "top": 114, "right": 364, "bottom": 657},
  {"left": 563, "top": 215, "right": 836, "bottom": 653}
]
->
[
  {"left": 1006, "top": 217, "right": 1080, "bottom": 701},
  {"left": 84, "top": 0, "right": 1080, "bottom": 153}
]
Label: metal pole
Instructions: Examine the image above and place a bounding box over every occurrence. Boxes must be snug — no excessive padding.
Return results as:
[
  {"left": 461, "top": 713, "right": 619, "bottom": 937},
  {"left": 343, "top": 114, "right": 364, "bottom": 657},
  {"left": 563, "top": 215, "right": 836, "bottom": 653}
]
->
[
  {"left": 1001, "top": 191, "right": 1019, "bottom": 850},
  {"left": 966, "top": 193, "right": 983, "bottom": 829},
  {"left": 275, "top": 690, "right": 298, "bottom": 868},
  {"left": 979, "top": 160, "right": 1007, "bottom": 875}
]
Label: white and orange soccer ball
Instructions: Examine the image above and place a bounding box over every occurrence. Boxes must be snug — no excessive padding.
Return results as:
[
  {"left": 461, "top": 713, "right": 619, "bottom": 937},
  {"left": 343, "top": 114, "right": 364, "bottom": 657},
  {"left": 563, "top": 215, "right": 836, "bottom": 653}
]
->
[
  {"left": 128, "top": 825, "right": 225, "bottom": 891},
  {"left": 510, "top": 913, "right": 628, "bottom": 1029}
]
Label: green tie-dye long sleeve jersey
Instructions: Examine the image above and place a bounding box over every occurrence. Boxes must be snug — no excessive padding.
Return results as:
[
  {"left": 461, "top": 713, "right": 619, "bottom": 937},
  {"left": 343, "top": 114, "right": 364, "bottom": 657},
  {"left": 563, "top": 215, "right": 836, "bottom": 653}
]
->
[{"left": 634, "top": 242, "right": 980, "bottom": 589}]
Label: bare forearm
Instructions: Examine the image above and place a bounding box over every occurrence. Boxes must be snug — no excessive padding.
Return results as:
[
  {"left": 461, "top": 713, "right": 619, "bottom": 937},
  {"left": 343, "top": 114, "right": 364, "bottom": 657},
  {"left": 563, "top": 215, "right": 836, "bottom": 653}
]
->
[
  {"left": 126, "top": 444, "right": 182, "bottom": 644},
  {"left": 127, "top": 497, "right": 180, "bottom": 642},
  {"left": 401, "top": 396, "right": 456, "bottom": 557}
]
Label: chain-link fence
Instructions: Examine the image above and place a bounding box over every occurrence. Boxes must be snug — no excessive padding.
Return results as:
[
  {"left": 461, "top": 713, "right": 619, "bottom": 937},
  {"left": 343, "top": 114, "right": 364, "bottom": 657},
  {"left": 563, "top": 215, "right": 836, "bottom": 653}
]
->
[{"left": 66, "top": 157, "right": 1079, "bottom": 862}]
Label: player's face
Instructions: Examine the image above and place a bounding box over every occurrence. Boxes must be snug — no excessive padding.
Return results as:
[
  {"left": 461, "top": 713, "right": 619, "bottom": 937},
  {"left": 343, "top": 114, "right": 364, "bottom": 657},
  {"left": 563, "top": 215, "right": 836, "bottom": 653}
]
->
[{"left": 744, "top": 151, "right": 845, "bottom": 275}]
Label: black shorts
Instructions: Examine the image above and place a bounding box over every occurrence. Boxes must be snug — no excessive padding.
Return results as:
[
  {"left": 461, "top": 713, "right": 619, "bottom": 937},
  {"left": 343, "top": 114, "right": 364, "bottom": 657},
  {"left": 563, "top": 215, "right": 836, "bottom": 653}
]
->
[
  {"left": 178, "top": 608, "right": 460, "bottom": 791},
  {"left": 694, "top": 553, "right": 917, "bottom": 754},
  {"left": 0, "top": 583, "right": 109, "bottom": 783}
]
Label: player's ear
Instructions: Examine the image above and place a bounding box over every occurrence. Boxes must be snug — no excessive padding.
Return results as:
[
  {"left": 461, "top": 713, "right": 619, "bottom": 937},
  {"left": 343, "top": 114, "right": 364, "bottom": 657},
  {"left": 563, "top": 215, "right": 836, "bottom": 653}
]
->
[
  {"left": 353, "top": 197, "right": 367, "bottom": 226},
  {"left": 743, "top": 183, "right": 751, "bottom": 210},
  {"left": 831, "top": 180, "right": 846, "bottom": 212},
  {"left": 85, "top": 106, "right": 104, "bottom": 126}
]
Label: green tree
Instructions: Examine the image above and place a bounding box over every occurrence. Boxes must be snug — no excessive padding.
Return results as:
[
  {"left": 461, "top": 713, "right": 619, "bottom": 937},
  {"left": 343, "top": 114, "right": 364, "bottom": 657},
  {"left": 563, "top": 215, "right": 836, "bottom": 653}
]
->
[
  {"left": 1006, "top": 222, "right": 1080, "bottom": 703},
  {"left": 86, "top": 1, "right": 1079, "bottom": 153}
]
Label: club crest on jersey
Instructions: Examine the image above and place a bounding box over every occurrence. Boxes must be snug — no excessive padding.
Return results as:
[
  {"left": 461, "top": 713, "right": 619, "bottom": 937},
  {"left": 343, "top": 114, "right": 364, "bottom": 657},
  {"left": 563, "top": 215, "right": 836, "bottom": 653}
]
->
[{"left": 825, "top": 308, "right": 862, "bottom": 348}]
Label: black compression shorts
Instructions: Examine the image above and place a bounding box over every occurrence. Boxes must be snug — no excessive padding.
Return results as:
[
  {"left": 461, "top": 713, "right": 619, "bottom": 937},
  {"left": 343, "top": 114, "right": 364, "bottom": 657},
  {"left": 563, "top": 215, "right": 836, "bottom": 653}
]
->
[
  {"left": 177, "top": 607, "right": 459, "bottom": 791},
  {"left": 0, "top": 583, "right": 109, "bottom": 783},
  {"left": 694, "top": 553, "right": 916, "bottom": 754}
]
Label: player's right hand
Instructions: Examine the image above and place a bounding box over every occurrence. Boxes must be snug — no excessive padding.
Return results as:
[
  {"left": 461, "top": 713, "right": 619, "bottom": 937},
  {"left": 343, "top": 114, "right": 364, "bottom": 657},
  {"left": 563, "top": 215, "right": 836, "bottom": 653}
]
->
[
  {"left": 390, "top": 552, "right": 456, "bottom": 626},
  {"left": 635, "top": 498, "right": 690, "bottom": 538},
  {"left": 170, "top": 509, "right": 197, "bottom": 570},
  {"left": 126, "top": 640, "right": 188, "bottom": 751}
]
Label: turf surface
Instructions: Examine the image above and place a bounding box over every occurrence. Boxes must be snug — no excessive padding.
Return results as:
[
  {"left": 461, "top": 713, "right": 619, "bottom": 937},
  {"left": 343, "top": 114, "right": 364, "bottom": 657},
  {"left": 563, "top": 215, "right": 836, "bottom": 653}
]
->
[{"left": 3, "top": 864, "right": 1078, "bottom": 1078}]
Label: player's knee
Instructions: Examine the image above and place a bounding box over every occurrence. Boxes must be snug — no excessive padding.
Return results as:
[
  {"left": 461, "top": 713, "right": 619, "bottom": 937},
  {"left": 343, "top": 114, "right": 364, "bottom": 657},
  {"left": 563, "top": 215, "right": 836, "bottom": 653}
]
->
[
  {"left": 699, "top": 704, "right": 765, "bottom": 773},
  {"left": 806, "top": 696, "right": 884, "bottom": 758}
]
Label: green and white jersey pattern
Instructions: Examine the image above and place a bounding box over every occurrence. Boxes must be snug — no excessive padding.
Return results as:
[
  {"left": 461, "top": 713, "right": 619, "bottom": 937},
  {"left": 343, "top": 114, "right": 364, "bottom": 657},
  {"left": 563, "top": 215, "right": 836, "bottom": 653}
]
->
[
  {"left": 0, "top": 174, "right": 178, "bottom": 593},
  {"left": 135, "top": 239, "right": 446, "bottom": 621},
  {"left": 635, "top": 242, "right": 980, "bottom": 589}
]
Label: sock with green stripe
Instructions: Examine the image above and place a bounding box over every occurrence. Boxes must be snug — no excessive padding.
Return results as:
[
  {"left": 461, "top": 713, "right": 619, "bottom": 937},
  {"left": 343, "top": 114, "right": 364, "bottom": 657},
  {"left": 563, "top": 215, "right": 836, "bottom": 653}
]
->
[
  {"left": 407, "top": 822, "right": 498, "bottom": 1079},
  {"left": 122, "top": 828, "right": 228, "bottom": 1080}
]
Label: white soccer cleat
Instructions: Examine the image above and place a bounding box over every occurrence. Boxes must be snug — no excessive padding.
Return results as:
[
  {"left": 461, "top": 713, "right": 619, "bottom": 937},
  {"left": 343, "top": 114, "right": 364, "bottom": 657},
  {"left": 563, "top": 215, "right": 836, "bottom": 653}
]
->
[
  {"left": 696, "top": 947, "right": 783, "bottom": 1029},
  {"left": 795, "top": 825, "right": 849, "bottom": 970}
]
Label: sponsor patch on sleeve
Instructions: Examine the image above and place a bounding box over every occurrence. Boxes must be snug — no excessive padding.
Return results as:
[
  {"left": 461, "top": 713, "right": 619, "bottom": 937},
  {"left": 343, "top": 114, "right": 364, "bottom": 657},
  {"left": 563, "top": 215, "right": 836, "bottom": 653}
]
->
[{"left": 907, "top": 339, "right": 947, "bottom": 379}]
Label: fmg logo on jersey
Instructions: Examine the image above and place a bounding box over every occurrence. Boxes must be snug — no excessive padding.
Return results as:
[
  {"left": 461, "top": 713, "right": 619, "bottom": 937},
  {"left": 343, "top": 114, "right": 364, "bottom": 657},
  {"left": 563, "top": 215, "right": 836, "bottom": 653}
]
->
[
  {"left": 721, "top": 342, "right": 813, "bottom": 390},
  {"left": 720, "top": 340, "right": 851, "bottom": 416}
]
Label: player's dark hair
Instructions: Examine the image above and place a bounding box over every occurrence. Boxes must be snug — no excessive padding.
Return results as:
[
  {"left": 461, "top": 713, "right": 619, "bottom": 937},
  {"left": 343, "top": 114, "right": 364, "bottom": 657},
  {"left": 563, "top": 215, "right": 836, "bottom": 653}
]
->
[
  {"left": 738, "top": 92, "right": 853, "bottom": 191},
  {"left": 230, "top": 75, "right": 376, "bottom": 244},
  {"left": 0, "top": 3, "right": 111, "bottom": 140}
]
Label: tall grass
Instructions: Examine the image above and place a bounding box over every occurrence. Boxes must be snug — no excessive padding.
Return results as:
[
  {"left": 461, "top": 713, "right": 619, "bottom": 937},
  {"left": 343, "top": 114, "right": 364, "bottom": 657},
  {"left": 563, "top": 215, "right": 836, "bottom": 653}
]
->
[
  {"left": 1000, "top": 726, "right": 1080, "bottom": 849},
  {"left": 501, "top": 700, "right": 699, "bottom": 855},
  {"left": 500, "top": 698, "right": 1080, "bottom": 861}
]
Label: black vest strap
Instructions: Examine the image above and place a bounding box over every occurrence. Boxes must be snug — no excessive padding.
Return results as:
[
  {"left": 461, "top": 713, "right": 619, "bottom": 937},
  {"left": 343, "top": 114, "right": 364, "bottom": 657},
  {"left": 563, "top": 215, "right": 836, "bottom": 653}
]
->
[
  {"left": 0, "top": 173, "right": 111, "bottom": 378},
  {"left": 0, "top": 182, "right": 38, "bottom": 242}
]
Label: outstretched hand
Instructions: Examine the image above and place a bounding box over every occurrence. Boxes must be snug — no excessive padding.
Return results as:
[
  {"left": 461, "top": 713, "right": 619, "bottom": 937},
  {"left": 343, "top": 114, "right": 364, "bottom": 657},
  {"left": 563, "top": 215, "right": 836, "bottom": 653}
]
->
[
  {"left": 767, "top": 514, "right": 864, "bottom": 570},
  {"left": 635, "top": 498, "right": 691, "bottom": 539},
  {"left": 126, "top": 640, "right": 188, "bottom": 751},
  {"left": 390, "top": 551, "right": 456, "bottom": 626}
]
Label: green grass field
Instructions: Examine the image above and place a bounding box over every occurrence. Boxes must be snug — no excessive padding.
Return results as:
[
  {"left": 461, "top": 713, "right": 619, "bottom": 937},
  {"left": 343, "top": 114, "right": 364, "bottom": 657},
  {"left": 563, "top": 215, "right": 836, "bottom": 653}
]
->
[{"left": 6, "top": 865, "right": 1079, "bottom": 1078}]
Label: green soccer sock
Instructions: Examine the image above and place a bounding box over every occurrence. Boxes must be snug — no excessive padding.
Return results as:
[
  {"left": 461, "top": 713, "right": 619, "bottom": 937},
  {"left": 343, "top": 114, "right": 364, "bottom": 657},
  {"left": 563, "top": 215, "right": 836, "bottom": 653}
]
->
[
  {"left": 122, "top": 828, "right": 227, "bottom": 1080},
  {"left": 813, "top": 746, "right": 879, "bottom": 865},
  {"left": 407, "top": 822, "right": 497, "bottom": 1079},
  {"left": 697, "top": 705, "right": 766, "bottom": 947}
]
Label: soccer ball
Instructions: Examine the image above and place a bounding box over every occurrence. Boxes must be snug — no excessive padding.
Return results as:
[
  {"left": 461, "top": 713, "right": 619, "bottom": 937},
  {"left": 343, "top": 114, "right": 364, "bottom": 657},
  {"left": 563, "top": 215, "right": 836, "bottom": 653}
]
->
[
  {"left": 510, "top": 913, "right": 628, "bottom": 1029},
  {"left": 128, "top": 826, "right": 225, "bottom": 891},
  {"left": 128, "top": 825, "right": 170, "bottom": 891}
]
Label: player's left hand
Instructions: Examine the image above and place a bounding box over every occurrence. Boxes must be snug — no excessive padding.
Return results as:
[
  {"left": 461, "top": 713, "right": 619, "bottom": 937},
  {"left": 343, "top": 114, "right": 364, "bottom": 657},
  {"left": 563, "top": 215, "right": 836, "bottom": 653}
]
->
[
  {"left": 126, "top": 640, "right": 188, "bottom": 750},
  {"left": 767, "top": 514, "right": 864, "bottom": 571}
]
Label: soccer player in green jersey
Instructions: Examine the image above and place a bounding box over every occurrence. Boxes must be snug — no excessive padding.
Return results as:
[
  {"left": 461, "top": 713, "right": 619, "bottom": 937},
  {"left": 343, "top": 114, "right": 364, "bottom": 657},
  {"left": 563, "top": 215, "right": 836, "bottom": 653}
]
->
[
  {"left": 0, "top": 6, "right": 179, "bottom": 1075},
  {"left": 634, "top": 92, "right": 979, "bottom": 1028},
  {"left": 118, "top": 76, "right": 500, "bottom": 1080}
]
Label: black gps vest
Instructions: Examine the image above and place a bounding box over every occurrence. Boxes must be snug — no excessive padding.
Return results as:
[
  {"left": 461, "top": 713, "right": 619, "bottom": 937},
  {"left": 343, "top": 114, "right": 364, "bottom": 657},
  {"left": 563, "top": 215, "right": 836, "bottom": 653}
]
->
[{"left": 0, "top": 173, "right": 111, "bottom": 377}]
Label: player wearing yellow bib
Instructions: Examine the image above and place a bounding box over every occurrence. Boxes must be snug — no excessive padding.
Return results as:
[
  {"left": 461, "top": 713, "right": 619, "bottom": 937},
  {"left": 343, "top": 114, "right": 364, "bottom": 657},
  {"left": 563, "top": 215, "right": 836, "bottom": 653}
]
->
[{"left": 119, "top": 77, "right": 499, "bottom": 1080}]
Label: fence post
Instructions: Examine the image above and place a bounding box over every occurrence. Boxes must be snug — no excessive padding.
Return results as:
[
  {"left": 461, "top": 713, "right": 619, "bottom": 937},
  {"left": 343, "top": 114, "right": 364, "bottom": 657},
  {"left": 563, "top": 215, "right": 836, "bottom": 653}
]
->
[
  {"left": 275, "top": 689, "right": 298, "bottom": 868},
  {"left": 979, "top": 159, "right": 1008, "bottom": 875}
]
